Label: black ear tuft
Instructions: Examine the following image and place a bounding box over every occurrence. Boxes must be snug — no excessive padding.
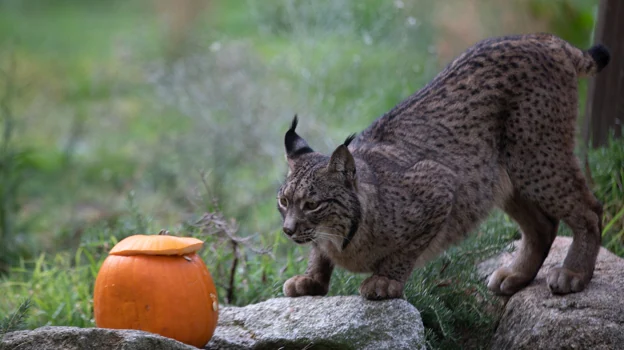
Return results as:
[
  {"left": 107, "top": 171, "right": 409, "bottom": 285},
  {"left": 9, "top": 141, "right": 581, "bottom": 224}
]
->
[
  {"left": 289, "top": 114, "right": 299, "bottom": 133},
  {"left": 343, "top": 133, "right": 357, "bottom": 147},
  {"left": 285, "top": 114, "right": 314, "bottom": 158}
]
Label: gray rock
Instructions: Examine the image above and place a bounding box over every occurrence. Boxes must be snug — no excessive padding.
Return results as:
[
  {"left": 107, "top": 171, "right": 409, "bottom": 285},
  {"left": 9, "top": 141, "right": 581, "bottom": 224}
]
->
[
  {"left": 205, "top": 296, "right": 425, "bottom": 350},
  {"left": 1, "top": 326, "right": 196, "bottom": 350},
  {"left": 481, "top": 237, "right": 624, "bottom": 350}
]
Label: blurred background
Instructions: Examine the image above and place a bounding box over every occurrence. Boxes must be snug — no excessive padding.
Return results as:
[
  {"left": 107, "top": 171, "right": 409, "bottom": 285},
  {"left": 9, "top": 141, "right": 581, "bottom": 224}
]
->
[
  {"left": 0, "top": 0, "right": 599, "bottom": 266},
  {"left": 2, "top": 0, "right": 622, "bottom": 346}
]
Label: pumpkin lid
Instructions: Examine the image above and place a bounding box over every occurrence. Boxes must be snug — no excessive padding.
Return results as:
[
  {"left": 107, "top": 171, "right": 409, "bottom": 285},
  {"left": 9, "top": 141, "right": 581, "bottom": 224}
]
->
[{"left": 109, "top": 234, "right": 204, "bottom": 256}]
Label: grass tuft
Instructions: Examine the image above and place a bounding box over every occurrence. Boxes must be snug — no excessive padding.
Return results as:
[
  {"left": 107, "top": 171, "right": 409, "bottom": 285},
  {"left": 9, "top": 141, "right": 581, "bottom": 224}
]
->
[
  {"left": 588, "top": 132, "right": 624, "bottom": 255},
  {"left": 0, "top": 297, "right": 31, "bottom": 341}
]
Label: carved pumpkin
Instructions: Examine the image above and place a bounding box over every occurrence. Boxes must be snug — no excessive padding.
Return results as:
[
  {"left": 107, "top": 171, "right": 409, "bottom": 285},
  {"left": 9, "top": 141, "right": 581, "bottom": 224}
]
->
[{"left": 93, "top": 232, "right": 218, "bottom": 348}]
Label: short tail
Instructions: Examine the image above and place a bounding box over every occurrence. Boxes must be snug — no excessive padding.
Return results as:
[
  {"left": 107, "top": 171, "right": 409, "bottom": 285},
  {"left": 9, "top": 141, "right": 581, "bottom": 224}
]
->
[
  {"left": 574, "top": 44, "right": 611, "bottom": 77},
  {"left": 588, "top": 45, "right": 611, "bottom": 72}
]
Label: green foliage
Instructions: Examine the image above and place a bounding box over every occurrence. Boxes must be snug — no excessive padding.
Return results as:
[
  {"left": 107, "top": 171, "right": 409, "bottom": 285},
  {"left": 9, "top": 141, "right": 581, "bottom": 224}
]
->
[
  {"left": 189, "top": 209, "right": 300, "bottom": 306},
  {"left": 146, "top": 0, "right": 440, "bottom": 238},
  {"left": 0, "top": 196, "right": 159, "bottom": 328},
  {"left": 250, "top": 0, "right": 435, "bottom": 40},
  {"left": 1, "top": 252, "right": 98, "bottom": 328},
  {"left": 588, "top": 132, "right": 624, "bottom": 255},
  {"left": 0, "top": 218, "right": 138, "bottom": 329},
  {"left": 0, "top": 297, "right": 31, "bottom": 341},
  {"left": 527, "top": 0, "right": 598, "bottom": 48},
  {"left": 0, "top": 54, "right": 42, "bottom": 273}
]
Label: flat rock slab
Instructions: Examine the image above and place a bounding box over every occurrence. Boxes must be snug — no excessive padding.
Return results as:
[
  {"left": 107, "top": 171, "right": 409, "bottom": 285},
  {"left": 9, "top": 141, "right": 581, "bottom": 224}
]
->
[
  {"left": 205, "top": 296, "right": 425, "bottom": 350},
  {"left": 1, "top": 326, "right": 196, "bottom": 350},
  {"left": 481, "top": 236, "right": 624, "bottom": 350}
]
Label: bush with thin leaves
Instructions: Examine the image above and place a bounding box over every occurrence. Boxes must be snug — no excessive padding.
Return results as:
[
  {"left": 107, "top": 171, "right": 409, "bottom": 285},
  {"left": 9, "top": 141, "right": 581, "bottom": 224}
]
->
[{"left": 588, "top": 132, "right": 624, "bottom": 255}]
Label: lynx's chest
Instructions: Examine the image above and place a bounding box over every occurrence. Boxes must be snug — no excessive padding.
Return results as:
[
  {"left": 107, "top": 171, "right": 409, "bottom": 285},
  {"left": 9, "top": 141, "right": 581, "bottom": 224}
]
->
[{"left": 318, "top": 237, "right": 393, "bottom": 273}]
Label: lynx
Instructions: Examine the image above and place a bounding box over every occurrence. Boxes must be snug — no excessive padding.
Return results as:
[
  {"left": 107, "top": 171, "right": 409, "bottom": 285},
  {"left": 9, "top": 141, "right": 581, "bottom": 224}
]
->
[{"left": 277, "top": 33, "right": 610, "bottom": 300}]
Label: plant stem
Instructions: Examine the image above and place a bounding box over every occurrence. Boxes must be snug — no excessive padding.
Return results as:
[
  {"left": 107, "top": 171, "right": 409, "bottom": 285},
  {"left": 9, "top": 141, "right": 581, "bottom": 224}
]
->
[{"left": 227, "top": 239, "right": 238, "bottom": 304}]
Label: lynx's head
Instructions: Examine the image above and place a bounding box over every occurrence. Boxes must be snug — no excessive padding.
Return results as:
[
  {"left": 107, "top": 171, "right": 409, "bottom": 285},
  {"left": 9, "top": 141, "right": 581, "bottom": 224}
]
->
[{"left": 277, "top": 116, "right": 361, "bottom": 250}]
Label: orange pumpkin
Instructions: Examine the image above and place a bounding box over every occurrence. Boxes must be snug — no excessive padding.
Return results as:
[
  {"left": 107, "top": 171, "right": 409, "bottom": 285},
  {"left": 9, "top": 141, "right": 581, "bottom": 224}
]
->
[{"left": 93, "top": 232, "right": 218, "bottom": 348}]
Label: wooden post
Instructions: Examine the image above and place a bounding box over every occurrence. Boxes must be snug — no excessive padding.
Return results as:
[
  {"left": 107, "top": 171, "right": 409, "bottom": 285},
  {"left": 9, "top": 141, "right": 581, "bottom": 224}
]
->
[{"left": 583, "top": 0, "right": 623, "bottom": 148}]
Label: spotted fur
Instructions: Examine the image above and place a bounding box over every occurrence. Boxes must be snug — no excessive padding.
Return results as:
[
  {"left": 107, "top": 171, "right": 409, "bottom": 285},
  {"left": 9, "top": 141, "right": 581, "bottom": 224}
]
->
[{"left": 277, "top": 33, "right": 610, "bottom": 300}]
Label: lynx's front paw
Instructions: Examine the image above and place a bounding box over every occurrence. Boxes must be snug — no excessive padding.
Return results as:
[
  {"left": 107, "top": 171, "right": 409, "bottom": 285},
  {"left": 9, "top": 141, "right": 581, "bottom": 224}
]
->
[
  {"left": 547, "top": 267, "right": 588, "bottom": 294},
  {"left": 283, "top": 275, "right": 329, "bottom": 297},
  {"left": 359, "top": 275, "right": 404, "bottom": 300}
]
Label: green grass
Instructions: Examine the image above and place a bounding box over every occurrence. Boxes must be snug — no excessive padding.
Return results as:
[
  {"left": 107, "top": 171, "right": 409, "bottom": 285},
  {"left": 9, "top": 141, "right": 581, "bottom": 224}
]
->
[
  {"left": 0, "top": 0, "right": 616, "bottom": 349},
  {"left": 0, "top": 297, "right": 31, "bottom": 341},
  {"left": 590, "top": 133, "right": 624, "bottom": 255}
]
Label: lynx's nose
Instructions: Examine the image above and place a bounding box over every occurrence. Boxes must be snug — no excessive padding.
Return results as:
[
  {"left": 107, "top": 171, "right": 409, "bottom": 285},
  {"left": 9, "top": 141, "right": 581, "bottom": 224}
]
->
[
  {"left": 283, "top": 216, "right": 297, "bottom": 236},
  {"left": 283, "top": 226, "right": 294, "bottom": 236}
]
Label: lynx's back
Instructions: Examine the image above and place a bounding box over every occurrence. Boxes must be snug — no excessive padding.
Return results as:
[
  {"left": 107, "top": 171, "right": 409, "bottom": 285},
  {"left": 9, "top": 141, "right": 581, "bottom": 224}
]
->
[
  {"left": 349, "top": 33, "right": 608, "bottom": 243},
  {"left": 355, "top": 33, "right": 606, "bottom": 171}
]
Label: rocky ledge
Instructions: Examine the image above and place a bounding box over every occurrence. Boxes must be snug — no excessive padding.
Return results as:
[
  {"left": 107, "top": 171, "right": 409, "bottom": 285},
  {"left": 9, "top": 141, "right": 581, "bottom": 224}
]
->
[
  {"left": 480, "top": 236, "right": 624, "bottom": 350},
  {"left": 1, "top": 296, "right": 424, "bottom": 350},
  {"left": 1, "top": 326, "right": 196, "bottom": 350},
  {"left": 205, "top": 295, "right": 425, "bottom": 350}
]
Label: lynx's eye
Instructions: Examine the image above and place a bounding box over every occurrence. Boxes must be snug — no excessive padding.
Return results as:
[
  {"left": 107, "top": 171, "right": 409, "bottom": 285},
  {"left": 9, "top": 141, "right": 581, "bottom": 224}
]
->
[
  {"left": 304, "top": 201, "right": 319, "bottom": 211},
  {"left": 278, "top": 197, "right": 289, "bottom": 208}
]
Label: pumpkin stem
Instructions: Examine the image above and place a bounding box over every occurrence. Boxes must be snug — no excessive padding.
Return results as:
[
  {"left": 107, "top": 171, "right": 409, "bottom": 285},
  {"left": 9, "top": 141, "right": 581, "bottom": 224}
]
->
[{"left": 158, "top": 229, "right": 170, "bottom": 236}]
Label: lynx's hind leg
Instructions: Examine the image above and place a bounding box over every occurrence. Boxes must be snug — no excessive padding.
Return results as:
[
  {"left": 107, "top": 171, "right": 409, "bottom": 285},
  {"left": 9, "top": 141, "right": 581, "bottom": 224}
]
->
[
  {"left": 500, "top": 66, "right": 602, "bottom": 294},
  {"left": 507, "top": 154, "right": 602, "bottom": 294},
  {"left": 488, "top": 192, "right": 559, "bottom": 295},
  {"left": 547, "top": 181, "right": 602, "bottom": 294}
]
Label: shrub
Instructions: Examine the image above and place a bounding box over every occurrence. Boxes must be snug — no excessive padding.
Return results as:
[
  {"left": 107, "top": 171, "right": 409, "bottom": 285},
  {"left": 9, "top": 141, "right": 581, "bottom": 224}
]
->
[{"left": 588, "top": 133, "right": 624, "bottom": 255}]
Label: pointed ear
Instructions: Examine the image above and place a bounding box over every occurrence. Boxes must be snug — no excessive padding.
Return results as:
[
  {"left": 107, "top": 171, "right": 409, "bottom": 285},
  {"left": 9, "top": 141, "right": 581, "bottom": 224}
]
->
[
  {"left": 285, "top": 115, "right": 314, "bottom": 158},
  {"left": 284, "top": 115, "right": 314, "bottom": 172},
  {"left": 327, "top": 134, "right": 357, "bottom": 183}
]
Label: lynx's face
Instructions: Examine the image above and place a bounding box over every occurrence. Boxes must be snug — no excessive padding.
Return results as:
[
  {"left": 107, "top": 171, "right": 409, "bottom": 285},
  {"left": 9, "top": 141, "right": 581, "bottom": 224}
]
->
[
  {"left": 278, "top": 116, "right": 361, "bottom": 250},
  {"left": 277, "top": 162, "right": 360, "bottom": 248}
]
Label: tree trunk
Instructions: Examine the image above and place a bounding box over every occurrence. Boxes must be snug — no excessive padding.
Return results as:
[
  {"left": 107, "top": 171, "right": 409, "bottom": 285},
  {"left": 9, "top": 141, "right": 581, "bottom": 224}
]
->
[{"left": 583, "top": 0, "right": 623, "bottom": 148}]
